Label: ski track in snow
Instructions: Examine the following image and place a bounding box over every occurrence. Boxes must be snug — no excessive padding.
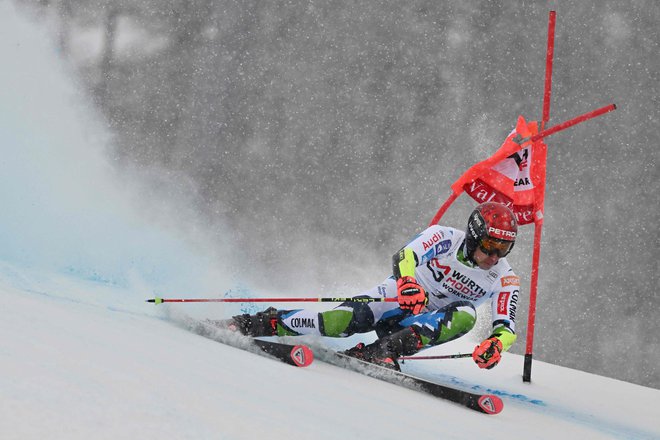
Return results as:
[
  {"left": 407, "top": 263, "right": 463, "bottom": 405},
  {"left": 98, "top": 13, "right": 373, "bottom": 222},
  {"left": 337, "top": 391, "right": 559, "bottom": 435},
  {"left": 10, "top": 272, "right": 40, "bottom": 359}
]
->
[{"left": 2, "top": 264, "right": 660, "bottom": 439}]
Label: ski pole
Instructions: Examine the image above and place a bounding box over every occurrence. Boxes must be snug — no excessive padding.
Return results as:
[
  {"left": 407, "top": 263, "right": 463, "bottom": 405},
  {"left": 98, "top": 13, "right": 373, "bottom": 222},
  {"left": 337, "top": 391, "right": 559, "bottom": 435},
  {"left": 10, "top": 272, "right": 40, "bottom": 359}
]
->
[
  {"left": 146, "top": 296, "right": 399, "bottom": 305},
  {"left": 398, "top": 353, "right": 472, "bottom": 361}
]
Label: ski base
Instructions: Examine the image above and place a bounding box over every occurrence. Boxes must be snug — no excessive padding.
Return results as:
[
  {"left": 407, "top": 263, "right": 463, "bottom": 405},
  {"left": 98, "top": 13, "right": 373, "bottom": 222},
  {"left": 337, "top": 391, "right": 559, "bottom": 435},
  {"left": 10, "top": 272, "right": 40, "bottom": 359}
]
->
[{"left": 317, "top": 348, "right": 503, "bottom": 414}]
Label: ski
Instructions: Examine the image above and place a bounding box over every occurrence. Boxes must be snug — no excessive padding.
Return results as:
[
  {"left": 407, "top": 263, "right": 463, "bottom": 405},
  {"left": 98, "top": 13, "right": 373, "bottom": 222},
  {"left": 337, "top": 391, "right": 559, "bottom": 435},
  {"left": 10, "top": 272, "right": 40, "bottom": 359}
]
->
[
  {"left": 253, "top": 339, "right": 314, "bottom": 368},
  {"left": 180, "top": 317, "right": 314, "bottom": 368},
  {"left": 315, "top": 348, "right": 503, "bottom": 414}
]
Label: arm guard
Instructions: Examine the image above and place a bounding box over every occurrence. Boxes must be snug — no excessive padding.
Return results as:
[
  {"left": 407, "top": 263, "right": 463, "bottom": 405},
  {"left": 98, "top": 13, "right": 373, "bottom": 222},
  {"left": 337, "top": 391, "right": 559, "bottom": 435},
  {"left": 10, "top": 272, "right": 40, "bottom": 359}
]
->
[
  {"left": 490, "top": 325, "right": 517, "bottom": 352},
  {"left": 392, "top": 247, "right": 418, "bottom": 279}
]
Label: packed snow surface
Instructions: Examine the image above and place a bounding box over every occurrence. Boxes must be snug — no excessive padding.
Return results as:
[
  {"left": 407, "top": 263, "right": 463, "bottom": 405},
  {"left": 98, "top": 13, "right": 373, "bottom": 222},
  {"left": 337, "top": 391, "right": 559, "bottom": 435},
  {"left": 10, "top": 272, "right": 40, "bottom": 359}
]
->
[{"left": 1, "top": 265, "right": 659, "bottom": 440}]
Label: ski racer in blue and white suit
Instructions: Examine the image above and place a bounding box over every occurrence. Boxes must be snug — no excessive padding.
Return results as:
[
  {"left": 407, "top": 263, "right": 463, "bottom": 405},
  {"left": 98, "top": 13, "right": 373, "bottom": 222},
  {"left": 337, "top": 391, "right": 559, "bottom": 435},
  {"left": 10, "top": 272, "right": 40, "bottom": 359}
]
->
[{"left": 234, "top": 202, "right": 521, "bottom": 370}]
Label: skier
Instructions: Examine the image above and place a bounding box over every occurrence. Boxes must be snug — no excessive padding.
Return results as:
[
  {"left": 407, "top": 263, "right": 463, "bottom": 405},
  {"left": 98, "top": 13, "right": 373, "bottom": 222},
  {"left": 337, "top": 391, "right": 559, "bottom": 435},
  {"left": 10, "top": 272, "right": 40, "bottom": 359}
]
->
[{"left": 226, "top": 202, "right": 521, "bottom": 371}]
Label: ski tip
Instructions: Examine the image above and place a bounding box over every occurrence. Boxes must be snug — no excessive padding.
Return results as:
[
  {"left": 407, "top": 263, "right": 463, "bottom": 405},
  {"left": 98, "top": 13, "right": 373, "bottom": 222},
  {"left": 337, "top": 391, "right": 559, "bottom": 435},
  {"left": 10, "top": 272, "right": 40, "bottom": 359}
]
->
[
  {"left": 290, "top": 345, "right": 314, "bottom": 368},
  {"left": 477, "top": 394, "right": 504, "bottom": 415}
]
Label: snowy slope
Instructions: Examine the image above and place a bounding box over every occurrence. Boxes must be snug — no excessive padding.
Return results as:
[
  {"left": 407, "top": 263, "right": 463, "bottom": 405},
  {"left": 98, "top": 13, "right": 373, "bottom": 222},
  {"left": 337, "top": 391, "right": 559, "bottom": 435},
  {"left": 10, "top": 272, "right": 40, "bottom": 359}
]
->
[
  {"left": 1, "top": 265, "right": 659, "bottom": 440},
  {"left": 1, "top": 3, "right": 659, "bottom": 440}
]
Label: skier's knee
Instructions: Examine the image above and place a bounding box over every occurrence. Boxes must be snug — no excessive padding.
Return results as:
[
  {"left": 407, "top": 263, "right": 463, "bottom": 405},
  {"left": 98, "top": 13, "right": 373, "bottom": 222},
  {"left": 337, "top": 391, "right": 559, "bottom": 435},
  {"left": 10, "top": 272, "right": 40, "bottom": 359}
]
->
[
  {"left": 416, "top": 301, "right": 477, "bottom": 346},
  {"left": 319, "top": 309, "right": 354, "bottom": 336},
  {"left": 447, "top": 303, "right": 477, "bottom": 336},
  {"left": 318, "top": 303, "right": 374, "bottom": 337},
  {"left": 341, "top": 296, "right": 377, "bottom": 334}
]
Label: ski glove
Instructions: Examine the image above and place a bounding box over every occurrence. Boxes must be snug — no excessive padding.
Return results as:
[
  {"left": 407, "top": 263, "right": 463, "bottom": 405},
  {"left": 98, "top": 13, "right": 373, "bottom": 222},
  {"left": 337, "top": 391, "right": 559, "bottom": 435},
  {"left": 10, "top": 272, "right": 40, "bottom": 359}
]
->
[
  {"left": 472, "top": 337, "right": 503, "bottom": 369},
  {"left": 396, "top": 276, "right": 428, "bottom": 314}
]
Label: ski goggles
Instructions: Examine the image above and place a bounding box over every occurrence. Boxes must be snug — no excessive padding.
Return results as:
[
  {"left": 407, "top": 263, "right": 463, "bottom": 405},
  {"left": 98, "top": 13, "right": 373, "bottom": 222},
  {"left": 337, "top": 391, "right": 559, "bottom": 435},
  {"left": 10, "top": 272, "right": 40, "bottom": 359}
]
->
[{"left": 479, "top": 237, "right": 514, "bottom": 257}]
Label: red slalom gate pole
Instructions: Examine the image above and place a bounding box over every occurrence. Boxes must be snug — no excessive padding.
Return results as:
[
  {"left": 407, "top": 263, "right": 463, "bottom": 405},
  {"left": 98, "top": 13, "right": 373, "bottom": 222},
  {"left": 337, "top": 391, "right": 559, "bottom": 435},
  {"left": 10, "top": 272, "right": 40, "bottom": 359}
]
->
[
  {"left": 531, "top": 104, "right": 617, "bottom": 143},
  {"left": 523, "top": 218, "right": 545, "bottom": 382},
  {"left": 146, "top": 296, "right": 398, "bottom": 304},
  {"left": 524, "top": 10, "right": 556, "bottom": 384},
  {"left": 428, "top": 191, "right": 459, "bottom": 226},
  {"left": 542, "top": 11, "right": 556, "bottom": 128}
]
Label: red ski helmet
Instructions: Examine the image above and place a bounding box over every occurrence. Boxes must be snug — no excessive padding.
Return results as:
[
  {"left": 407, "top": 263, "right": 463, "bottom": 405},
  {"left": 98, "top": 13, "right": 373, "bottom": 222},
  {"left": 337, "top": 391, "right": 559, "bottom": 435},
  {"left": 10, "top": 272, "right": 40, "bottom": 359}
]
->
[{"left": 465, "top": 202, "right": 518, "bottom": 259}]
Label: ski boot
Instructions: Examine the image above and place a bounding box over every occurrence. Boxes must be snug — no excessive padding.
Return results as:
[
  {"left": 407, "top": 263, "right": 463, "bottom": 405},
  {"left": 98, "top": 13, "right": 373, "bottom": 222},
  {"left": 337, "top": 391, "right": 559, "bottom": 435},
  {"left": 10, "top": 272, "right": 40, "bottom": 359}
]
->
[
  {"left": 343, "top": 327, "right": 422, "bottom": 371},
  {"left": 344, "top": 342, "right": 400, "bottom": 370},
  {"left": 209, "top": 307, "right": 279, "bottom": 337}
]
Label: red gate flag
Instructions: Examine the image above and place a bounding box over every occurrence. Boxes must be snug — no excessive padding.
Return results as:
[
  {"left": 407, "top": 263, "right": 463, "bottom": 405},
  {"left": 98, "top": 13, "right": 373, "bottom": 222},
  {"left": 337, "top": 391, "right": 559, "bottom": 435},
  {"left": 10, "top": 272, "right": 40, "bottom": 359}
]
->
[{"left": 450, "top": 115, "right": 548, "bottom": 226}]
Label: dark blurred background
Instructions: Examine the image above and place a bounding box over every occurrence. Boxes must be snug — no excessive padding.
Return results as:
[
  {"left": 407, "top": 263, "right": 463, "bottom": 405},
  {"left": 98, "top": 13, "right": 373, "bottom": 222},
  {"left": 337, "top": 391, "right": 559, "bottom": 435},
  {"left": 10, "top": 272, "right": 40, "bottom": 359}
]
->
[{"left": 19, "top": 0, "right": 659, "bottom": 388}]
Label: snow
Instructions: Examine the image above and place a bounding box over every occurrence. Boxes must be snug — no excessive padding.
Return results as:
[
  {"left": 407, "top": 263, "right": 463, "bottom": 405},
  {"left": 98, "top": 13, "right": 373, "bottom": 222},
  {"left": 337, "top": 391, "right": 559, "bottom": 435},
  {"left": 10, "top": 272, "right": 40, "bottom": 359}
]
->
[
  {"left": 1, "top": 3, "right": 659, "bottom": 439},
  {"left": 1, "top": 266, "right": 659, "bottom": 440}
]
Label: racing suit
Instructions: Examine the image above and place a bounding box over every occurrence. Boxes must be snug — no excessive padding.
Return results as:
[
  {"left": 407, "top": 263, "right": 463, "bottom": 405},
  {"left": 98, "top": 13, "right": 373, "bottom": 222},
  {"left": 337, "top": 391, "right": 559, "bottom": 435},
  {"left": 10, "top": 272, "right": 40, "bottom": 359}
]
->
[{"left": 275, "top": 225, "right": 520, "bottom": 351}]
